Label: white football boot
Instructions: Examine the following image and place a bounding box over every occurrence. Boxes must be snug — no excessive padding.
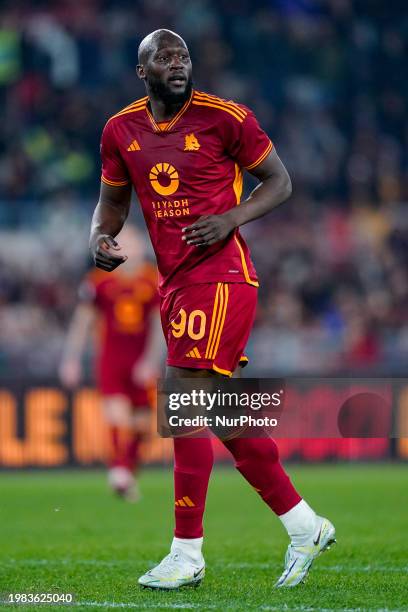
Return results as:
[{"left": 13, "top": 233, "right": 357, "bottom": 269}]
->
[
  {"left": 275, "top": 516, "right": 336, "bottom": 588},
  {"left": 138, "top": 549, "right": 205, "bottom": 590}
]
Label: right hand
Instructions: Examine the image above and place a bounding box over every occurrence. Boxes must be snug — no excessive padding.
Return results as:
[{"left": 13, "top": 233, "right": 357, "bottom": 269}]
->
[
  {"left": 91, "top": 235, "right": 128, "bottom": 271},
  {"left": 59, "top": 359, "right": 82, "bottom": 389}
]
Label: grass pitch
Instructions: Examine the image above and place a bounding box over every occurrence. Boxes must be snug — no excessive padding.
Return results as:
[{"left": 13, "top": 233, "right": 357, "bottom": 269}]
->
[{"left": 0, "top": 464, "right": 407, "bottom": 611}]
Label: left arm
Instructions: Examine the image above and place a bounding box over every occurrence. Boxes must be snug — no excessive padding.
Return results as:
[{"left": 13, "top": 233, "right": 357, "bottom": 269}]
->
[
  {"left": 132, "top": 307, "right": 165, "bottom": 385},
  {"left": 182, "top": 148, "right": 292, "bottom": 246}
]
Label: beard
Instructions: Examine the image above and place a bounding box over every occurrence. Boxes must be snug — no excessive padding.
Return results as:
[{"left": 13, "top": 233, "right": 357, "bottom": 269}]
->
[{"left": 147, "top": 74, "right": 193, "bottom": 105}]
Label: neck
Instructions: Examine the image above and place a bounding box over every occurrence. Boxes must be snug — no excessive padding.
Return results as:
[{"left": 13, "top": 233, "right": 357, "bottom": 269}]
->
[{"left": 148, "top": 95, "right": 185, "bottom": 123}]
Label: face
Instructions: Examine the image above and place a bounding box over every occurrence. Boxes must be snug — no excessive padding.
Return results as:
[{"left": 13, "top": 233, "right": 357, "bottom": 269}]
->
[{"left": 138, "top": 40, "right": 193, "bottom": 104}]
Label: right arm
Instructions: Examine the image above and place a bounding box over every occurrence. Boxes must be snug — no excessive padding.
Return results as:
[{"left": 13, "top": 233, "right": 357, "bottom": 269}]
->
[
  {"left": 89, "top": 181, "right": 132, "bottom": 271},
  {"left": 90, "top": 118, "right": 133, "bottom": 271}
]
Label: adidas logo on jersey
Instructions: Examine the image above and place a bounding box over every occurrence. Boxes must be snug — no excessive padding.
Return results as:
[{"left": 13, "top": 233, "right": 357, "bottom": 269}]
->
[
  {"left": 186, "top": 347, "right": 201, "bottom": 358},
  {"left": 127, "top": 139, "right": 141, "bottom": 151}
]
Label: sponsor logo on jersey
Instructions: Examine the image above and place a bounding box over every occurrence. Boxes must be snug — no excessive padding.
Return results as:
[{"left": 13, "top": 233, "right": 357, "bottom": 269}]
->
[
  {"left": 151, "top": 199, "right": 190, "bottom": 219},
  {"left": 149, "top": 163, "right": 179, "bottom": 196}
]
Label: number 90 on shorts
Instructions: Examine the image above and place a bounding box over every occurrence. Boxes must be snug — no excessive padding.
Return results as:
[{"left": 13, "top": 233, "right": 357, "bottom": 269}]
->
[
  {"left": 160, "top": 282, "right": 257, "bottom": 377},
  {"left": 171, "top": 309, "right": 206, "bottom": 340}
]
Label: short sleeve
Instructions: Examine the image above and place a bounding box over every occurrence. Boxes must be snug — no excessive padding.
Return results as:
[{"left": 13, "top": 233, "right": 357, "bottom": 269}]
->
[
  {"left": 224, "top": 109, "right": 273, "bottom": 170},
  {"left": 100, "top": 120, "right": 130, "bottom": 187}
]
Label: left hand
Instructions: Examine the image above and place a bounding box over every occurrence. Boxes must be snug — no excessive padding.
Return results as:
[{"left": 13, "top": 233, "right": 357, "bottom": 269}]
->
[{"left": 182, "top": 212, "right": 236, "bottom": 247}]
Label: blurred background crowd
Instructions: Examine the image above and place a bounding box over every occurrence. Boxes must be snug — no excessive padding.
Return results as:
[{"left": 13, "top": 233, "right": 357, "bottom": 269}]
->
[{"left": 0, "top": 0, "right": 407, "bottom": 377}]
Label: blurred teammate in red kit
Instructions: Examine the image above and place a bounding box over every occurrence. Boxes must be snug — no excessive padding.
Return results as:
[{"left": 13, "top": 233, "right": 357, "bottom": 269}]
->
[{"left": 60, "top": 225, "right": 163, "bottom": 501}]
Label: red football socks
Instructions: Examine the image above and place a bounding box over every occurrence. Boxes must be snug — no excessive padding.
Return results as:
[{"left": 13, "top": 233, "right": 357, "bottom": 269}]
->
[
  {"left": 222, "top": 437, "right": 301, "bottom": 515},
  {"left": 108, "top": 425, "right": 122, "bottom": 467},
  {"left": 108, "top": 426, "right": 141, "bottom": 472},
  {"left": 173, "top": 437, "right": 214, "bottom": 538},
  {"left": 173, "top": 436, "right": 301, "bottom": 539},
  {"left": 125, "top": 432, "right": 142, "bottom": 472}
]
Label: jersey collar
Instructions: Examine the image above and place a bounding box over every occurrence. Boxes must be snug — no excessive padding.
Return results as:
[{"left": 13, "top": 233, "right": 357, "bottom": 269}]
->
[{"left": 146, "top": 89, "right": 193, "bottom": 133}]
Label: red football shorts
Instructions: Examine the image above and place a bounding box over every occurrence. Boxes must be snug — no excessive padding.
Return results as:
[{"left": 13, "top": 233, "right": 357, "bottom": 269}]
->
[
  {"left": 97, "top": 356, "right": 150, "bottom": 408},
  {"left": 160, "top": 282, "right": 258, "bottom": 376}
]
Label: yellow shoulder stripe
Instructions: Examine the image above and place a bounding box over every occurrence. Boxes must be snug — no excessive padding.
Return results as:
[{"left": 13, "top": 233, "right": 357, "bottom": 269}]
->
[
  {"left": 107, "top": 97, "right": 148, "bottom": 124},
  {"left": 192, "top": 100, "right": 244, "bottom": 123},
  {"left": 118, "top": 97, "right": 148, "bottom": 112},
  {"left": 194, "top": 91, "right": 247, "bottom": 119}
]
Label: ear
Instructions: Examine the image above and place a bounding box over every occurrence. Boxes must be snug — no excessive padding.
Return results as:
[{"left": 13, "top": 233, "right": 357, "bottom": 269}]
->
[{"left": 136, "top": 65, "right": 146, "bottom": 80}]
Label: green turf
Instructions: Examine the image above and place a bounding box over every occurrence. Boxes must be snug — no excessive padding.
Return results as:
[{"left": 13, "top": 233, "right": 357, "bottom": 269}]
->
[{"left": 0, "top": 464, "right": 407, "bottom": 611}]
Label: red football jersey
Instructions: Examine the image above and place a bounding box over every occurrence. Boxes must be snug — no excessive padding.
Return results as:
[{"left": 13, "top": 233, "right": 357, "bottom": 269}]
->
[
  {"left": 81, "top": 264, "right": 159, "bottom": 363},
  {"left": 100, "top": 90, "right": 273, "bottom": 297}
]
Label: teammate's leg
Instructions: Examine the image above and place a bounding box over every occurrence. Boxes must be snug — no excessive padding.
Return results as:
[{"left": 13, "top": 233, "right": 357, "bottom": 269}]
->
[
  {"left": 103, "top": 395, "right": 149, "bottom": 500},
  {"left": 128, "top": 408, "right": 151, "bottom": 472}
]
